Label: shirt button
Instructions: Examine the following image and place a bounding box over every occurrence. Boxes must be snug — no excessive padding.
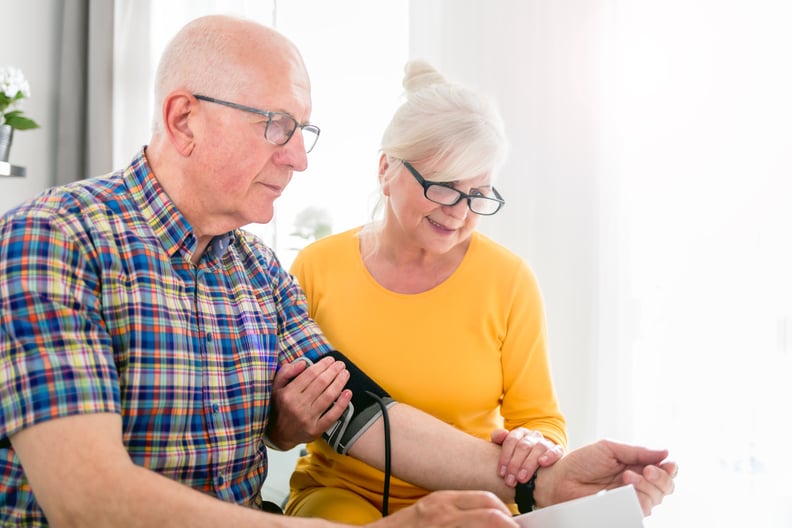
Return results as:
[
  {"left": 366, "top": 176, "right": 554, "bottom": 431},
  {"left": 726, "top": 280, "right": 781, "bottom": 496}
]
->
[
  {"left": 212, "top": 403, "right": 220, "bottom": 413},
  {"left": 207, "top": 332, "right": 213, "bottom": 342},
  {"left": 217, "top": 474, "right": 225, "bottom": 485}
]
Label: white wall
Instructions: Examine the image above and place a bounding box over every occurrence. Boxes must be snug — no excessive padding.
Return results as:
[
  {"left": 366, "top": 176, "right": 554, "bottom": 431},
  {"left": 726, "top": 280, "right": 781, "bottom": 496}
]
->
[
  {"left": 410, "top": 4, "right": 792, "bottom": 526},
  {"left": 0, "top": 0, "right": 62, "bottom": 214},
  {"left": 410, "top": 0, "right": 602, "bottom": 446}
]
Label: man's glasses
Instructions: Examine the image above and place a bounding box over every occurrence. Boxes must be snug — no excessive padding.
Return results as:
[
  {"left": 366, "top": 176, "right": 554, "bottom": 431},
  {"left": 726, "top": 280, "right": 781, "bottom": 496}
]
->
[
  {"left": 402, "top": 160, "right": 505, "bottom": 216},
  {"left": 193, "top": 94, "right": 320, "bottom": 153}
]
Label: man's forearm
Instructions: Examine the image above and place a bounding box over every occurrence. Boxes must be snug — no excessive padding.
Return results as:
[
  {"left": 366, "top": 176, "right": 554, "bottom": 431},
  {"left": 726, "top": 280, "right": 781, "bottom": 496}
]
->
[
  {"left": 11, "top": 414, "right": 336, "bottom": 528},
  {"left": 346, "top": 403, "right": 517, "bottom": 503}
]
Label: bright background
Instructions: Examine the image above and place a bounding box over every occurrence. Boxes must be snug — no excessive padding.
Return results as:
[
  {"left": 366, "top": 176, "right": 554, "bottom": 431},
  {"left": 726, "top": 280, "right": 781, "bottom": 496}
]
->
[{"left": 3, "top": 1, "right": 791, "bottom": 525}]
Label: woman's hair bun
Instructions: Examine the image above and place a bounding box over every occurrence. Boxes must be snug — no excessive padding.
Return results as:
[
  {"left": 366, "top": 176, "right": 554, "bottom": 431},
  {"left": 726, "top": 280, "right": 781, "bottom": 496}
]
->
[{"left": 403, "top": 59, "right": 447, "bottom": 93}]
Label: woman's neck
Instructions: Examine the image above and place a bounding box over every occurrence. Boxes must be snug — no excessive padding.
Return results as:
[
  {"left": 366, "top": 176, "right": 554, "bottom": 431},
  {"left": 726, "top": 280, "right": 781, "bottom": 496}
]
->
[{"left": 359, "top": 222, "right": 471, "bottom": 294}]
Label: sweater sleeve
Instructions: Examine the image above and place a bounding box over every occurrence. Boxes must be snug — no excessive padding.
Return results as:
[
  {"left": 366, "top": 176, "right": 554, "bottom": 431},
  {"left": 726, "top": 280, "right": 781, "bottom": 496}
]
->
[{"left": 499, "top": 259, "right": 568, "bottom": 448}]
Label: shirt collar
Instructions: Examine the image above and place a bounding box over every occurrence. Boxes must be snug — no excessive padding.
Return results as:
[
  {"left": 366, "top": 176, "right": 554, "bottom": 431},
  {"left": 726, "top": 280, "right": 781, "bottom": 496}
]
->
[{"left": 123, "top": 148, "right": 234, "bottom": 260}]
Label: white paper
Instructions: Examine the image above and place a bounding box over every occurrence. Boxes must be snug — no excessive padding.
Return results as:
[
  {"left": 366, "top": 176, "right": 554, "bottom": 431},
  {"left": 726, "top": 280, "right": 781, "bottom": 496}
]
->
[{"left": 515, "top": 484, "right": 644, "bottom": 528}]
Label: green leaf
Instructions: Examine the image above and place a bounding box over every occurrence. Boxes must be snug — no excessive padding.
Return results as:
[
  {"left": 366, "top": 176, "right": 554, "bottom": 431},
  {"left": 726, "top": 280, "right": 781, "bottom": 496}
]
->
[
  {"left": 0, "top": 91, "right": 25, "bottom": 112},
  {"left": 4, "top": 112, "right": 40, "bottom": 130}
]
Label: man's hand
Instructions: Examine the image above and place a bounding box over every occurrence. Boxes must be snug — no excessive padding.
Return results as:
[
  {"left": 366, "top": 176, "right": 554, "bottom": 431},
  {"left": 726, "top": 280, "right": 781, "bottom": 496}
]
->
[
  {"left": 534, "top": 439, "right": 678, "bottom": 516},
  {"left": 491, "top": 428, "right": 564, "bottom": 487},
  {"left": 370, "top": 490, "right": 518, "bottom": 528},
  {"left": 266, "top": 356, "right": 352, "bottom": 450}
]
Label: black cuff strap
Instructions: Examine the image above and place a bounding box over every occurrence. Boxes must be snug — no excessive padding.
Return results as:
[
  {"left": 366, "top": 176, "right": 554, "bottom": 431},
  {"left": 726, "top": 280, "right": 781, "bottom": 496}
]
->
[
  {"left": 319, "top": 350, "right": 395, "bottom": 455},
  {"left": 515, "top": 469, "right": 539, "bottom": 513}
]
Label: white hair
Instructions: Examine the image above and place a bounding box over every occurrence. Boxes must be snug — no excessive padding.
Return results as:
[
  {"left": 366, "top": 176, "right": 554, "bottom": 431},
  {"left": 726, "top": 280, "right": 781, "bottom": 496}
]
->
[{"left": 380, "top": 59, "right": 509, "bottom": 183}]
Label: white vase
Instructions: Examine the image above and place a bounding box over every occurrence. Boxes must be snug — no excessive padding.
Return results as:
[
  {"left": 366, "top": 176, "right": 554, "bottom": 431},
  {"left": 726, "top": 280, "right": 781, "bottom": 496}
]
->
[{"left": 0, "top": 124, "right": 13, "bottom": 162}]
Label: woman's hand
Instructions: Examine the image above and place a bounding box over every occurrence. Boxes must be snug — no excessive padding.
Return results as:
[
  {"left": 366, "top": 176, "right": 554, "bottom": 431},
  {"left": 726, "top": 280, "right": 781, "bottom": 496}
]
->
[{"left": 491, "top": 427, "right": 564, "bottom": 487}]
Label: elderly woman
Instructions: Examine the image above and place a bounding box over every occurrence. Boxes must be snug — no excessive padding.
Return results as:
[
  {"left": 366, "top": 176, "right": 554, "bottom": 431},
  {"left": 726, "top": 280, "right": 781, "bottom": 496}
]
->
[{"left": 285, "top": 59, "right": 567, "bottom": 523}]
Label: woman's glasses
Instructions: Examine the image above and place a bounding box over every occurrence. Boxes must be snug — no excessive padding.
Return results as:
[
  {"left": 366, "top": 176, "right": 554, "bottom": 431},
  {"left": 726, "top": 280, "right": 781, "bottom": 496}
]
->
[{"left": 402, "top": 160, "right": 505, "bottom": 216}]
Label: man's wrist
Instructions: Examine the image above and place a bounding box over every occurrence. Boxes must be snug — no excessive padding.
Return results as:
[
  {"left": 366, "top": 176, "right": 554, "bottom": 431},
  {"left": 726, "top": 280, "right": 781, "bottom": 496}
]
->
[
  {"left": 514, "top": 470, "right": 539, "bottom": 513},
  {"left": 262, "top": 430, "right": 286, "bottom": 451},
  {"left": 532, "top": 465, "right": 554, "bottom": 508}
]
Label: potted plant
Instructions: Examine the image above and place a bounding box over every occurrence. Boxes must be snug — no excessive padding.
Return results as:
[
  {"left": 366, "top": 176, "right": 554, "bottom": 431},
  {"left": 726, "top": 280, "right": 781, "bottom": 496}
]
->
[{"left": 1, "top": 66, "right": 40, "bottom": 163}]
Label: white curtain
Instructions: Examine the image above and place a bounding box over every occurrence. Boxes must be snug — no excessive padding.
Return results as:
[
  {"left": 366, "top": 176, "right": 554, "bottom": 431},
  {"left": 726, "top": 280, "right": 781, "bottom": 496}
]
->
[{"left": 55, "top": 0, "right": 114, "bottom": 184}]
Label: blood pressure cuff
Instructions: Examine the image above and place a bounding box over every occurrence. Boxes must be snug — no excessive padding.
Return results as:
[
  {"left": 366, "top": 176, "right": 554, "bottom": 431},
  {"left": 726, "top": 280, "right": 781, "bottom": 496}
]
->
[{"left": 320, "top": 349, "right": 396, "bottom": 455}]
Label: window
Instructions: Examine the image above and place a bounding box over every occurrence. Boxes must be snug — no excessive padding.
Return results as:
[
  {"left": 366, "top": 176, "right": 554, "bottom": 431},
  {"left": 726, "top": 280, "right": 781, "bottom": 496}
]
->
[{"left": 114, "top": 0, "right": 409, "bottom": 268}]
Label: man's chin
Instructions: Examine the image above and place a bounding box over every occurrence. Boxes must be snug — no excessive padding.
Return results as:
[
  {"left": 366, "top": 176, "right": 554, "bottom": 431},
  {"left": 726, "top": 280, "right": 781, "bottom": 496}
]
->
[
  {"left": 250, "top": 213, "right": 274, "bottom": 226},
  {"left": 249, "top": 203, "right": 275, "bottom": 225}
]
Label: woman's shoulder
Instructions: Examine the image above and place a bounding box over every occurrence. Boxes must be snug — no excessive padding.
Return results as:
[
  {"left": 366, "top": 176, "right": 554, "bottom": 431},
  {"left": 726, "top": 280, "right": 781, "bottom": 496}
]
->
[
  {"left": 471, "top": 231, "right": 527, "bottom": 267},
  {"left": 467, "top": 233, "right": 543, "bottom": 298}
]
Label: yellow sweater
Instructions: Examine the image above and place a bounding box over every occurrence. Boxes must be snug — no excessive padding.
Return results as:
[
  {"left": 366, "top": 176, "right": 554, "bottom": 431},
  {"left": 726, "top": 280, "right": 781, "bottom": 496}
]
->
[{"left": 288, "top": 228, "right": 566, "bottom": 512}]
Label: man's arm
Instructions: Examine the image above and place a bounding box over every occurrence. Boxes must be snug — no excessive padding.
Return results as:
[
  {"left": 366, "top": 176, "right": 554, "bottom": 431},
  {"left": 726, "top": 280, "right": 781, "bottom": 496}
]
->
[
  {"left": 347, "top": 404, "right": 513, "bottom": 498},
  {"left": 10, "top": 414, "right": 319, "bottom": 528},
  {"left": 348, "top": 404, "right": 676, "bottom": 516},
  {"left": 270, "top": 358, "right": 676, "bottom": 516},
  {"left": 529, "top": 437, "right": 678, "bottom": 514},
  {"left": 12, "top": 413, "right": 522, "bottom": 528}
]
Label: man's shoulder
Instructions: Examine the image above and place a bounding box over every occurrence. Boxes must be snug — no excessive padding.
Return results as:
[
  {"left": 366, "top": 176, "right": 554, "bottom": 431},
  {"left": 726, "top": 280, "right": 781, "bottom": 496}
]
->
[{"left": 1, "top": 172, "right": 128, "bottom": 228}]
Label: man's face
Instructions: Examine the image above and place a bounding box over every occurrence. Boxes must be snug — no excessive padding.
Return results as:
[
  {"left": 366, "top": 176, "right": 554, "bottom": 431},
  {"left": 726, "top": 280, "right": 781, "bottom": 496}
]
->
[{"left": 190, "top": 53, "right": 314, "bottom": 232}]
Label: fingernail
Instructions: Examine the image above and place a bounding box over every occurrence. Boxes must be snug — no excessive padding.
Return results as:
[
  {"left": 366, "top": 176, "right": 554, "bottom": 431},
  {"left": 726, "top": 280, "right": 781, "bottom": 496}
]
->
[
  {"left": 518, "top": 469, "right": 529, "bottom": 481},
  {"left": 499, "top": 465, "right": 506, "bottom": 477},
  {"left": 506, "top": 475, "right": 516, "bottom": 487}
]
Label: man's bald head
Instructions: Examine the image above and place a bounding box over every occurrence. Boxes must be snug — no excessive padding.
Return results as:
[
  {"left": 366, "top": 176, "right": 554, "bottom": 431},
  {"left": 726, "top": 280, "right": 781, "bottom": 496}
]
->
[{"left": 151, "top": 15, "right": 309, "bottom": 132}]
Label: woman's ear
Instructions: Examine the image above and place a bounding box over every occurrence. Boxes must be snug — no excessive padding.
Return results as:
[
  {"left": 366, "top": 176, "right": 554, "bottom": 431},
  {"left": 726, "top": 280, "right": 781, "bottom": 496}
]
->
[
  {"left": 162, "top": 92, "right": 196, "bottom": 156},
  {"left": 378, "top": 154, "right": 392, "bottom": 196}
]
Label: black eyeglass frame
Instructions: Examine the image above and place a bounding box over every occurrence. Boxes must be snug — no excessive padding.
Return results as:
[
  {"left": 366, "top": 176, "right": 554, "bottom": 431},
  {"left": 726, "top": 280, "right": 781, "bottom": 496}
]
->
[
  {"left": 401, "top": 160, "right": 505, "bottom": 216},
  {"left": 193, "top": 94, "right": 320, "bottom": 153}
]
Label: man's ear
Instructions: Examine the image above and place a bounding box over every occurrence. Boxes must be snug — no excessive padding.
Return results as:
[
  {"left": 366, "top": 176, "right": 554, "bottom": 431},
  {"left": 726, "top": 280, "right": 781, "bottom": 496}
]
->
[{"left": 162, "top": 91, "right": 196, "bottom": 156}]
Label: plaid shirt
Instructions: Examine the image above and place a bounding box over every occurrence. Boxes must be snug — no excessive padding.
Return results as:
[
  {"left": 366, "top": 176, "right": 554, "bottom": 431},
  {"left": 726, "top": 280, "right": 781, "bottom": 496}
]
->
[{"left": 0, "top": 150, "right": 331, "bottom": 525}]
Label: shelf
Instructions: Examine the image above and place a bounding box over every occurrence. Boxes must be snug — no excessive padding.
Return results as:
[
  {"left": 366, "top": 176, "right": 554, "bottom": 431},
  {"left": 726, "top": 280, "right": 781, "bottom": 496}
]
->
[{"left": 0, "top": 162, "right": 26, "bottom": 177}]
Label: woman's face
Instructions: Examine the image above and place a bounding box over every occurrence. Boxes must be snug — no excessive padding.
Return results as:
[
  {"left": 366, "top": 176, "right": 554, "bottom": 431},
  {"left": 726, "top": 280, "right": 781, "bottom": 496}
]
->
[{"left": 382, "top": 156, "right": 493, "bottom": 256}]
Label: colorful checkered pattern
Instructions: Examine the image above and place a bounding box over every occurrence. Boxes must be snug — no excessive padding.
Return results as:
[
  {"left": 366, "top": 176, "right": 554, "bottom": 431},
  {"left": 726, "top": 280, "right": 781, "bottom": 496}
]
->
[{"left": 0, "top": 150, "right": 331, "bottom": 525}]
